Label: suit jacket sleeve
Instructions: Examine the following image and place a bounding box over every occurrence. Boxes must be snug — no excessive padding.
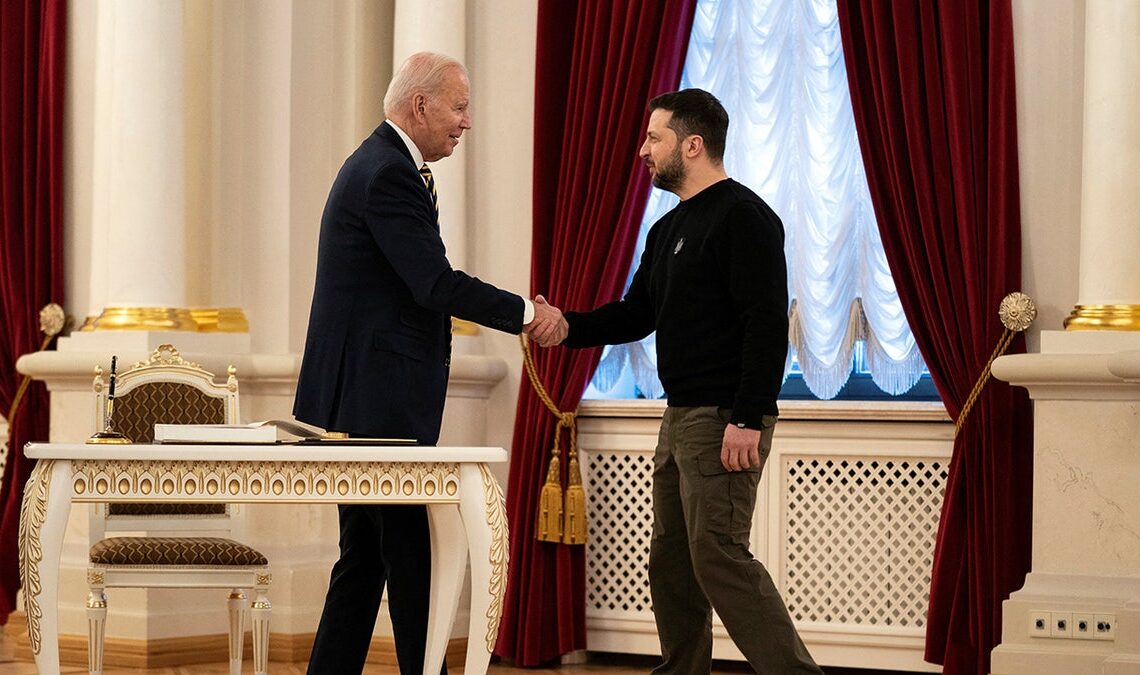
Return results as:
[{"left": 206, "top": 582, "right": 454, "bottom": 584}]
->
[{"left": 364, "top": 161, "right": 524, "bottom": 334}]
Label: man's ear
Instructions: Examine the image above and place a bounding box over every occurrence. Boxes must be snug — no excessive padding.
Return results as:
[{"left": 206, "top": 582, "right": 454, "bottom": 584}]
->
[
  {"left": 412, "top": 92, "right": 428, "bottom": 121},
  {"left": 685, "top": 134, "right": 705, "bottom": 158}
]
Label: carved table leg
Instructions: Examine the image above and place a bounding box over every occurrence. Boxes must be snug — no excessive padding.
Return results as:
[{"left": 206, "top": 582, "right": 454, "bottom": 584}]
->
[
  {"left": 425, "top": 504, "right": 467, "bottom": 675},
  {"left": 18, "top": 459, "right": 72, "bottom": 675},
  {"left": 457, "top": 464, "right": 508, "bottom": 675}
]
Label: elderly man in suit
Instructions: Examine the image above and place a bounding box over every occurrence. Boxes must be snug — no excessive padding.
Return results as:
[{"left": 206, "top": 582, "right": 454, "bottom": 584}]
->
[{"left": 294, "top": 51, "right": 566, "bottom": 675}]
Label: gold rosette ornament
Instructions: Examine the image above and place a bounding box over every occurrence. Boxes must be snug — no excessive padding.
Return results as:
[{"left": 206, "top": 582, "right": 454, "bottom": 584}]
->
[
  {"left": 8, "top": 304, "right": 72, "bottom": 424},
  {"left": 956, "top": 292, "right": 1037, "bottom": 435},
  {"left": 999, "top": 292, "right": 1037, "bottom": 332}
]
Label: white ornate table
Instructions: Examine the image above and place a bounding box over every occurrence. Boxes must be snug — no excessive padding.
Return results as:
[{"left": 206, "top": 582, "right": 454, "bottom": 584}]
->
[{"left": 18, "top": 443, "right": 509, "bottom": 675}]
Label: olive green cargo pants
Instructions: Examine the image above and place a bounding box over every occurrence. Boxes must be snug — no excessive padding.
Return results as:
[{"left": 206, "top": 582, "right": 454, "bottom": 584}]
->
[{"left": 649, "top": 406, "right": 821, "bottom": 674}]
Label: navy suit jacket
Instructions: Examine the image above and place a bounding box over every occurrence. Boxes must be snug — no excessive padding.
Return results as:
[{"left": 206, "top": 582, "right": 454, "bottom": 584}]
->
[{"left": 294, "top": 122, "right": 523, "bottom": 444}]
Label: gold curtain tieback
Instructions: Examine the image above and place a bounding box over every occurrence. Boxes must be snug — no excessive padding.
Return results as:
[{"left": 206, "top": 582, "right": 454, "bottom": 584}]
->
[
  {"left": 956, "top": 292, "right": 1036, "bottom": 436},
  {"left": 521, "top": 334, "right": 586, "bottom": 545},
  {"left": 8, "top": 304, "right": 71, "bottom": 424}
]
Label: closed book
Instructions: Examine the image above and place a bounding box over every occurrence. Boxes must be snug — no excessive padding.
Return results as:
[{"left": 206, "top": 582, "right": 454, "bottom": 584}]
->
[{"left": 153, "top": 423, "right": 278, "bottom": 444}]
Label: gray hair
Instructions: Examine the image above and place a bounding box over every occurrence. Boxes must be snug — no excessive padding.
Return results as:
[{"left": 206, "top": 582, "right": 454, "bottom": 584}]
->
[{"left": 383, "top": 52, "right": 467, "bottom": 117}]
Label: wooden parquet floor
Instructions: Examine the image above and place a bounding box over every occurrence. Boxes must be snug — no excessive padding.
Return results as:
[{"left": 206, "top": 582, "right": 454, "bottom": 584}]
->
[{"left": 0, "top": 630, "right": 918, "bottom": 674}]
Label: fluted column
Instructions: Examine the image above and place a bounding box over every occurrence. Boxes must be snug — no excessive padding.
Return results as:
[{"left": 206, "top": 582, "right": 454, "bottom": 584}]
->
[
  {"left": 393, "top": 0, "right": 469, "bottom": 270},
  {"left": 87, "top": 0, "right": 194, "bottom": 330},
  {"left": 1065, "top": 0, "right": 1140, "bottom": 329}
]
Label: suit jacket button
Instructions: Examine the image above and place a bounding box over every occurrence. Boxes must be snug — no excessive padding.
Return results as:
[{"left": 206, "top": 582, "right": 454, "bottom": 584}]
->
[{"left": 444, "top": 357, "right": 451, "bottom": 367}]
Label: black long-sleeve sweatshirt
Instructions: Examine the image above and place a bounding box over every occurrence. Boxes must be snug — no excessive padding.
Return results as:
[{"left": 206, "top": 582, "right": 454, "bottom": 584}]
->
[{"left": 563, "top": 178, "right": 789, "bottom": 428}]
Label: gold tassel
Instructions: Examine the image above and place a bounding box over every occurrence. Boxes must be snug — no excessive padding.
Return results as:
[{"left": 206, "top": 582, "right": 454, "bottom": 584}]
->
[
  {"left": 562, "top": 453, "right": 587, "bottom": 545},
  {"left": 536, "top": 450, "right": 564, "bottom": 542},
  {"left": 521, "top": 333, "right": 588, "bottom": 545}
]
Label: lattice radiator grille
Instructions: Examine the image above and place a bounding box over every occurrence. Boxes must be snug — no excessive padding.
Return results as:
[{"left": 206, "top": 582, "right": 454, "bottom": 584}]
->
[
  {"left": 585, "top": 451, "right": 654, "bottom": 617},
  {"left": 584, "top": 450, "right": 946, "bottom": 634},
  {"left": 783, "top": 457, "right": 946, "bottom": 629}
]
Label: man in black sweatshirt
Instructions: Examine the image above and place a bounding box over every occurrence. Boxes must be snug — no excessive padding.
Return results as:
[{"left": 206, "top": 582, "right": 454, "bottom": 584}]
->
[{"left": 559, "top": 89, "right": 821, "bottom": 674}]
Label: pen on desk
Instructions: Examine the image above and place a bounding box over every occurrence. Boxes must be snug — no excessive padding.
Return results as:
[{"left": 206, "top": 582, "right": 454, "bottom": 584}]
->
[
  {"left": 106, "top": 355, "right": 117, "bottom": 428},
  {"left": 86, "top": 354, "right": 131, "bottom": 444}
]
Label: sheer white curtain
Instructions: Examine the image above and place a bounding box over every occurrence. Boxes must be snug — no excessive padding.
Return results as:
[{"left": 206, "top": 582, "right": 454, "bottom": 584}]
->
[{"left": 589, "top": 0, "right": 924, "bottom": 400}]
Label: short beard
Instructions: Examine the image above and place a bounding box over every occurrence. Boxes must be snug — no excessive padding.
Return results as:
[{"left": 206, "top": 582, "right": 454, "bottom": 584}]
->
[{"left": 651, "top": 144, "right": 685, "bottom": 193}]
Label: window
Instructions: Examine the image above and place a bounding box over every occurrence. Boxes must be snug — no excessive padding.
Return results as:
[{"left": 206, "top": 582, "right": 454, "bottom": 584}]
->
[{"left": 585, "top": 0, "right": 930, "bottom": 402}]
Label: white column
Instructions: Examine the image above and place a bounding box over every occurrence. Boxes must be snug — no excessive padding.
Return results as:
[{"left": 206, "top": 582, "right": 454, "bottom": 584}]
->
[
  {"left": 1075, "top": 1, "right": 1140, "bottom": 307},
  {"left": 89, "top": 0, "right": 187, "bottom": 313},
  {"left": 393, "top": 0, "right": 469, "bottom": 269},
  {"left": 1065, "top": 0, "right": 1140, "bottom": 332}
]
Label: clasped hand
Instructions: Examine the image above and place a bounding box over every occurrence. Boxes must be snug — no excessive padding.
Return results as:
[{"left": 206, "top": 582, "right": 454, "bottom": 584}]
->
[{"left": 524, "top": 294, "right": 568, "bottom": 347}]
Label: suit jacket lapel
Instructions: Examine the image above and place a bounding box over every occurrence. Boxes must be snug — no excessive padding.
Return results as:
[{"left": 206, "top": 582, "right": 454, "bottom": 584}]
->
[{"left": 376, "top": 122, "right": 439, "bottom": 231}]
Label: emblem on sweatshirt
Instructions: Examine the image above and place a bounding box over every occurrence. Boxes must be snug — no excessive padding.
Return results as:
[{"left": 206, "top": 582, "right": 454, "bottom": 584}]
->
[{"left": 674, "top": 237, "right": 685, "bottom": 254}]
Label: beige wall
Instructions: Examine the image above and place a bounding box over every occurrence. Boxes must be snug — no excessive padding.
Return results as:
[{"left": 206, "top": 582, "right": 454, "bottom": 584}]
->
[
  {"left": 1012, "top": 0, "right": 1084, "bottom": 349},
  {"left": 467, "top": 0, "right": 539, "bottom": 452}
]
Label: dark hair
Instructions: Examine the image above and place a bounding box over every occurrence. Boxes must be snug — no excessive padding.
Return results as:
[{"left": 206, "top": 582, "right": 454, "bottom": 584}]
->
[{"left": 648, "top": 88, "right": 729, "bottom": 161}]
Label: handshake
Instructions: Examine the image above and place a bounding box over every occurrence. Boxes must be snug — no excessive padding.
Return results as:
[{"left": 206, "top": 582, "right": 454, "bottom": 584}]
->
[{"left": 524, "top": 294, "right": 568, "bottom": 347}]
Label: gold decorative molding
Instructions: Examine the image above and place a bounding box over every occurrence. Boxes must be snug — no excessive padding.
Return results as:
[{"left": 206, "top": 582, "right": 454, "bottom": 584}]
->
[
  {"left": 87, "top": 569, "right": 105, "bottom": 586},
  {"left": 18, "top": 459, "right": 53, "bottom": 655},
  {"left": 1064, "top": 304, "right": 1140, "bottom": 330},
  {"left": 80, "top": 306, "right": 250, "bottom": 332},
  {"left": 451, "top": 317, "right": 481, "bottom": 336},
  {"left": 85, "top": 306, "right": 198, "bottom": 331},
  {"left": 93, "top": 343, "right": 234, "bottom": 394},
  {"left": 190, "top": 307, "right": 250, "bottom": 333},
  {"left": 480, "top": 464, "right": 509, "bottom": 651},
  {"left": 256, "top": 572, "right": 272, "bottom": 586},
  {"left": 70, "top": 460, "right": 462, "bottom": 503},
  {"left": 132, "top": 343, "right": 201, "bottom": 370}
]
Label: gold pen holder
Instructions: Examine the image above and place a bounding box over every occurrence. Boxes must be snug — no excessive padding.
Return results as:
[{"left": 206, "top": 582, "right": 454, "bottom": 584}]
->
[
  {"left": 86, "top": 401, "right": 132, "bottom": 444},
  {"left": 86, "top": 429, "right": 131, "bottom": 444}
]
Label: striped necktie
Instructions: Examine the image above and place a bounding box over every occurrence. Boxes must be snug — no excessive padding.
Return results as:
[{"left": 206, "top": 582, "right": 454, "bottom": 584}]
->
[{"left": 419, "top": 164, "right": 439, "bottom": 219}]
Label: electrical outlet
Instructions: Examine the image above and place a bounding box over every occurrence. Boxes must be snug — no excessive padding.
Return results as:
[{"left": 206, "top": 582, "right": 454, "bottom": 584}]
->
[
  {"left": 1029, "top": 610, "right": 1051, "bottom": 638},
  {"left": 1051, "top": 611, "right": 1073, "bottom": 638},
  {"left": 1094, "top": 614, "right": 1116, "bottom": 641},
  {"left": 1073, "top": 613, "right": 1095, "bottom": 639}
]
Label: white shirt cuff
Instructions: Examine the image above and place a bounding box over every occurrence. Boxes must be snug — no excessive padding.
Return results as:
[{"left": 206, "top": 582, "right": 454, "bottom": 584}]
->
[{"left": 522, "top": 297, "right": 535, "bottom": 324}]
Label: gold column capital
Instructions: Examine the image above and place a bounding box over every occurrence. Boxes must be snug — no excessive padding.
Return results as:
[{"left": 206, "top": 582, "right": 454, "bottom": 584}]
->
[
  {"left": 82, "top": 306, "right": 250, "bottom": 333},
  {"left": 190, "top": 307, "right": 250, "bottom": 333},
  {"left": 1064, "top": 304, "right": 1140, "bottom": 331}
]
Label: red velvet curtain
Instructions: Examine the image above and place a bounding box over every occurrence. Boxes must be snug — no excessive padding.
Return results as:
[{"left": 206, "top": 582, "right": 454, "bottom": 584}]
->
[
  {"left": 0, "top": 0, "right": 66, "bottom": 622},
  {"left": 495, "top": 0, "right": 696, "bottom": 665},
  {"left": 836, "top": 2, "right": 1032, "bottom": 672}
]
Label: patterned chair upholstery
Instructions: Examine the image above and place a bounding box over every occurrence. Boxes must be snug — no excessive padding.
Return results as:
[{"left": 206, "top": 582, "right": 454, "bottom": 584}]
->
[{"left": 86, "top": 344, "right": 270, "bottom": 675}]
